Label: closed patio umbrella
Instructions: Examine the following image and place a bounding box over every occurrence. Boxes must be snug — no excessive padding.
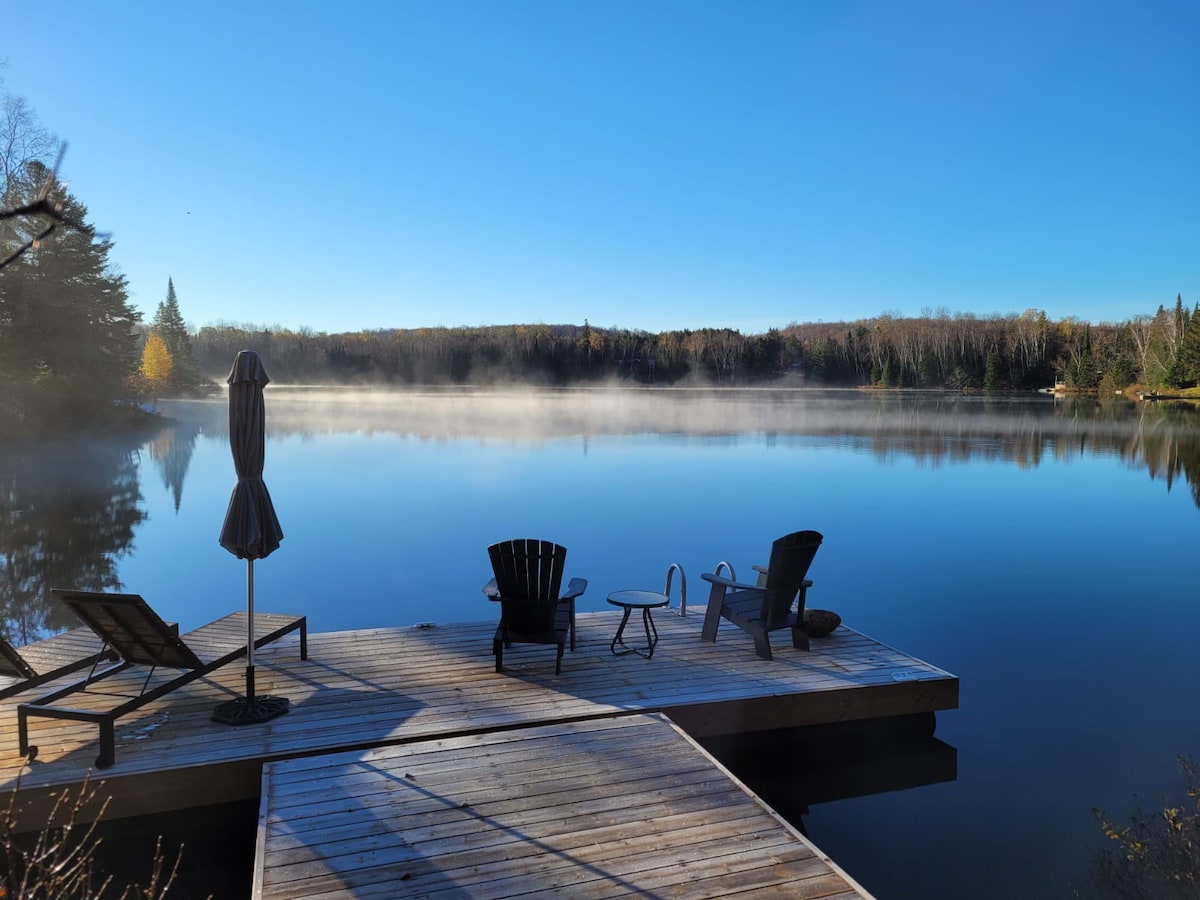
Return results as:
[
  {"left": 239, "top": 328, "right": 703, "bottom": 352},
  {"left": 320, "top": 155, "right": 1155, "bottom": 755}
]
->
[{"left": 212, "top": 350, "right": 288, "bottom": 726}]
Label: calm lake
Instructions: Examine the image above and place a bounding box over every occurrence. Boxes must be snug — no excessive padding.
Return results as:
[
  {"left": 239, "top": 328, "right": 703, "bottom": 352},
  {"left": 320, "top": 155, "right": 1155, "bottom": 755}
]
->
[{"left": 5, "top": 387, "right": 1200, "bottom": 898}]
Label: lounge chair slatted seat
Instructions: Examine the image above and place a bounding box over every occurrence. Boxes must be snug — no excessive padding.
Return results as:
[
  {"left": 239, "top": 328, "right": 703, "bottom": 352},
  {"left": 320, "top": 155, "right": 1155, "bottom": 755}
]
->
[
  {"left": 0, "top": 627, "right": 115, "bottom": 700},
  {"left": 17, "top": 591, "right": 306, "bottom": 769}
]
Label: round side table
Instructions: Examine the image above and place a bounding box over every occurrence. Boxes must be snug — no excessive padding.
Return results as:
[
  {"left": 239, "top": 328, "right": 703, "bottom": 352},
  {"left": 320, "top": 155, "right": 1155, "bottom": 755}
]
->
[{"left": 606, "top": 590, "right": 670, "bottom": 658}]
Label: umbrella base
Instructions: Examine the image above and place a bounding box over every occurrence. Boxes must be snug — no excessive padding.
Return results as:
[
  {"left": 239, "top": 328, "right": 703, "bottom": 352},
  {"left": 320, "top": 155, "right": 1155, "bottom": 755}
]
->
[{"left": 212, "top": 695, "right": 290, "bottom": 726}]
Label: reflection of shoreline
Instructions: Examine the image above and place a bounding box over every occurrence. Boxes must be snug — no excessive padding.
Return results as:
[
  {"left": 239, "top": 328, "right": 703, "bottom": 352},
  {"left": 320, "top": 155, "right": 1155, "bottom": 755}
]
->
[
  {"left": 0, "top": 439, "right": 146, "bottom": 644},
  {"left": 158, "top": 390, "right": 1200, "bottom": 507}
]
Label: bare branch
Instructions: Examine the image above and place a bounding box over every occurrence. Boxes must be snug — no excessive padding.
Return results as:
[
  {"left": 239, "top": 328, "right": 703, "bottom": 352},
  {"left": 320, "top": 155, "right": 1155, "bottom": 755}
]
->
[{"left": 0, "top": 141, "right": 104, "bottom": 271}]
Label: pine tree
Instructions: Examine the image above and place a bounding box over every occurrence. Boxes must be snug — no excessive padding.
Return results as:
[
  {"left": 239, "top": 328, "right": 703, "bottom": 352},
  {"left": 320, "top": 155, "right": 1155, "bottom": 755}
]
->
[
  {"left": 1176, "top": 304, "right": 1200, "bottom": 387},
  {"left": 151, "top": 277, "right": 201, "bottom": 391},
  {"left": 1064, "top": 326, "right": 1098, "bottom": 389},
  {"left": 984, "top": 349, "right": 1002, "bottom": 392},
  {"left": 0, "top": 161, "right": 141, "bottom": 433},
  {"left": 580, "top": 319, "right": 592, "bottom": 368}
]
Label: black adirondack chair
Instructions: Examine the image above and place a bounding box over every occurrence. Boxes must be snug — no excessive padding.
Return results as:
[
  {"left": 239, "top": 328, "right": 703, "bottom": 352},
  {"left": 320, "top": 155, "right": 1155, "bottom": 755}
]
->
[
  {"left": 484, "top": 538, "right": 587, "bottom": 675},
  {"left": 700, "top": 530, "right": 823, "bottom": 660}
]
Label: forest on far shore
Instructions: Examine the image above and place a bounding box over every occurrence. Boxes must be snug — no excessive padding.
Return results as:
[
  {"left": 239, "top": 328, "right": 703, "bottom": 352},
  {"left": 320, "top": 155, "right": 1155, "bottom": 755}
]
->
[{"left": 191, "top": 296, "right": 1199, "bottom": 396}]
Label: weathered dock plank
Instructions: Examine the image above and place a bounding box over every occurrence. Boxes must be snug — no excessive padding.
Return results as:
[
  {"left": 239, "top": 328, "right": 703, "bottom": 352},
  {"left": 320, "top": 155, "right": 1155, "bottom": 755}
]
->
[
  {"left": 0, "top": 610, "right": 956, "bottom": 831},
  {"left": 253, "top": 714, "right": 875, "bottom": 898}
]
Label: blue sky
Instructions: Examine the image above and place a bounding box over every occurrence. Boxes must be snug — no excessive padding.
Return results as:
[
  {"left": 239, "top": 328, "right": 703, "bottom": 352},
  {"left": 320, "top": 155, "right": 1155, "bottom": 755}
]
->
[{"left": 3, "top": 1, "right": 1197, "bottom": 335}]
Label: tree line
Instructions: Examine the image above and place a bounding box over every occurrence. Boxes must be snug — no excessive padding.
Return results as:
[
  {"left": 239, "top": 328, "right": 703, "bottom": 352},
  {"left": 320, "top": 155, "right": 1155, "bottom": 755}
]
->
[{"left": 191, "top": 298, "right": 1198, "bottom": 395}]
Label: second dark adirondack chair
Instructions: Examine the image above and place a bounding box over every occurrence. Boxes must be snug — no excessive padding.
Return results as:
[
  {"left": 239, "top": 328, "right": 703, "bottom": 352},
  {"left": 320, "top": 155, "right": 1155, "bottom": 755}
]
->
[
  {"left": 700, "top": 530, "right": 823, "bottom": 660},
  {"left": 484, "top": 538, "right": 587, "bottom": 675}
]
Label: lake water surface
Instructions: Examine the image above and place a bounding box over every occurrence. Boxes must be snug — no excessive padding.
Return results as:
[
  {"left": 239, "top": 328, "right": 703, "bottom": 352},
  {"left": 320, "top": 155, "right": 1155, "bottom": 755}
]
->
[{"left": 4, "top": 388, "right": 1200, "bottom": 898}]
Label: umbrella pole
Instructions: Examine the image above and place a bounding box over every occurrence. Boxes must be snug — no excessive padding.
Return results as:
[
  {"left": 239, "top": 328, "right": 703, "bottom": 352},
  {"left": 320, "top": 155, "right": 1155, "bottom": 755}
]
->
[
  {"left": 246, "top": 557, "right": 256, "bottom": 700},
  {"left": 213, "top": 553, "right": 289, "bottom": 727}
]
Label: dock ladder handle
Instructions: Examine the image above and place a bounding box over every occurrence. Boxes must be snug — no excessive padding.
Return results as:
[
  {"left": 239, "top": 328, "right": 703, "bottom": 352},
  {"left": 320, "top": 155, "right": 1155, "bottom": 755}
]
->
[
  {"left": 713, "top": 560, "right": 736, "bottom": 583},
  {"left": 665, "top": 563, "right": 687, "bottom": 616}
]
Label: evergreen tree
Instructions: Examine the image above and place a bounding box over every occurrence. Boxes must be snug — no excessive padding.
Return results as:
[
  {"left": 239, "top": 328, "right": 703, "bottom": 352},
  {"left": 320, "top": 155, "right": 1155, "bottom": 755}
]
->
[
  {"left": 151, "top": 277, "right": 201, "bottom": 390},
  {"left": 1063, "top": 326, "right": 1098, "bottom": 389},
  {"left": 0, "top": 162, "right": 141, "bottom": 434},
  {"left": 580, "top": 319, "right": 592, "bottom": 368},
  {"left": 1176, "top": 304, "right": 1200, "bottom": 388},
  {"left": 880, "top": 355, "right": 895, "bottom": 387},
  {"left": 984, "top": 349, "right": 1002, "bottom": 392}
]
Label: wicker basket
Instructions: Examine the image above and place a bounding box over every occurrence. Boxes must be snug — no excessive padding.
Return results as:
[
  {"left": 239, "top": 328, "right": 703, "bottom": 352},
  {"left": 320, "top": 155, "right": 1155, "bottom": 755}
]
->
[{"left": 804, "top": 608, "right": 842, "bottom": 637}]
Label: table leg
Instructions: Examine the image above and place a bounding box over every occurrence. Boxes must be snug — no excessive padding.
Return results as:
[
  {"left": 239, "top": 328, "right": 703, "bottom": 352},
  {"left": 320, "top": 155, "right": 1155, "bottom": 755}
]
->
[
  {"left": 610, "top": 607, "right": 634, "bottom": 655},
  {"left": 642, "top": 608, "right": 660, "bottom": 658}
]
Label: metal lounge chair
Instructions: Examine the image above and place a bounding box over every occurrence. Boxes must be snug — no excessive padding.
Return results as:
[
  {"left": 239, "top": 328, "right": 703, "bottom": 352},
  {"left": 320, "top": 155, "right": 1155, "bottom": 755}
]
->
[
  {"left": 17, "top": 590, "right": 307, "bottom": 769},
  {"left": 0, "top": 627, "right": 116, "bottom": 701},
  {"left": 700, "top": 530, "right": 823, "bottom": 660},
  {"left": 483, "top": 538, "right": 587, "bottom": 675}
]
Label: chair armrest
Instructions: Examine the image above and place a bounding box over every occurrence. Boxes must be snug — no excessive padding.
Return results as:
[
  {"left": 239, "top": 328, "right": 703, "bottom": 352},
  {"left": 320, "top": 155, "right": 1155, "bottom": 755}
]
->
[
  {"left": 745, "top": 569, "right": 813, "bottom": 590},
  {"left": 700, "top": 572, "right": 760, "bottom": 591},
  {"left": 561, "top": 578, "right": 587, "bottom": 600},
  {"left": 482, "top": 578, "right": 500, "bottom": 600}
]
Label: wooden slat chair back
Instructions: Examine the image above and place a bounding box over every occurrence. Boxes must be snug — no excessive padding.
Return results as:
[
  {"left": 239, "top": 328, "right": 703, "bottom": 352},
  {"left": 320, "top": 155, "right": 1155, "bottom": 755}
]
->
[
  {"left": 758, "top": 530, "right": 823, "bottom": 630},
  {"left": 700, "top": 529, "right": 823, "bottom": 660},
  {"left": 489, "top": 539, "right": 566, "bottom": 637},
  {"left": 485, "top": 538, "right": 586, "bottom": 675}
]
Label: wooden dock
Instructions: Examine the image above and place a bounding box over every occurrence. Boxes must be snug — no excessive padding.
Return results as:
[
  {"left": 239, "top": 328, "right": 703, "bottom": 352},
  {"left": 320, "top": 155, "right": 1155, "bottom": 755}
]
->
[
  {"left": 0, "top": 608, "right": 956, "bottom": 893},
  {"left": 254, "top": 714, "right": 872, "bottom": 898}
]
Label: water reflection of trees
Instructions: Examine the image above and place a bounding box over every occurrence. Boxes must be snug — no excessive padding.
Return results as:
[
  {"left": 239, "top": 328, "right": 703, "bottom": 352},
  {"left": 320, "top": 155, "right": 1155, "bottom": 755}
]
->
[
  {"left": 159, "top": 390, "right": 1200, "bottom": 509},
  {"left": 849, "top": 397, "right": 1200, "bottom": 492},
  {"left": 0, "top": 440, "right": 146, "bottom": 644},
  {"left": 145, "top": 418, "right": 201, "bottom": 512},
  {"left": 1121, "top": 402, "right": 1200, "bottom": 508}
]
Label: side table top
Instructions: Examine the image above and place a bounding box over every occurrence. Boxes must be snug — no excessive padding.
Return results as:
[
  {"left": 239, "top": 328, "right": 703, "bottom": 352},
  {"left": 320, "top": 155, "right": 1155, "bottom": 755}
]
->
[{"left": 606, "top": 589, "right": 670, "bottom": 609}]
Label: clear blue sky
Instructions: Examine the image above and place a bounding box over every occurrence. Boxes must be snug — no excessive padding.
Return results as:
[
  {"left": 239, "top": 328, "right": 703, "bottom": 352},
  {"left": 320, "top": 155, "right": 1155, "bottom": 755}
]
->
[{"left": 3, "top": 1, "right": 1197, "bottom": 335}]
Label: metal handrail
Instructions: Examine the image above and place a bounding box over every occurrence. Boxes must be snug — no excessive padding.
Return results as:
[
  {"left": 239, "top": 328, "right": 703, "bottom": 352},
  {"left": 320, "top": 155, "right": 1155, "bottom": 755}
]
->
[
  {"left": 713, "top": 560, "right": 737, "bottom": 583},
  {"left": 664, "top": 563, "right": 687, "bottom": 616}
]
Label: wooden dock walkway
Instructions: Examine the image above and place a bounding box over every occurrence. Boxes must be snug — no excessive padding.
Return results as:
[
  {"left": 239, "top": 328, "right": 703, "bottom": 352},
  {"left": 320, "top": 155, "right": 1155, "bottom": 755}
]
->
[
  {"left": 253, "top": 714, "right": 873, "bottom": 898},
  {"left": 0, "top": 609, "right": 957, "bottom": 837}
]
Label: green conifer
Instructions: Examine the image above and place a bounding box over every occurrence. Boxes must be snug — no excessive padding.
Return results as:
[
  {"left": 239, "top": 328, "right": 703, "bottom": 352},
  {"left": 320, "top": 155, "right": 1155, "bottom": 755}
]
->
[
  {"left": 0, "top": 162, "right": 141, "bottom": 433},
  {"left": 150, "top": 278, "right": 202, "bottom": 391}
]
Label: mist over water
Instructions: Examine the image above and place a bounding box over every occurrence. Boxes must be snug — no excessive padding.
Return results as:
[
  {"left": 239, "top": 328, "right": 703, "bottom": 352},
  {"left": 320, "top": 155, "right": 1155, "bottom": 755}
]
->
[{"left": 174, "top": 383, "right": 1192, "bottom": 440}]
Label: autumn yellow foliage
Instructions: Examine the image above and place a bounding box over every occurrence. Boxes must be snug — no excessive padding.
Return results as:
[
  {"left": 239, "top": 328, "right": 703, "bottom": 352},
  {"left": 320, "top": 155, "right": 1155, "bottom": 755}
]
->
[{"left": 140, "top": 330, "right": 173, "bottom": 394}]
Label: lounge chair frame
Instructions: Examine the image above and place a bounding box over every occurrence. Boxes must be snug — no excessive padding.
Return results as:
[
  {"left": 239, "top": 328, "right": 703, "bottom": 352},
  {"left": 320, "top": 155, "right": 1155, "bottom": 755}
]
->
[
  {"left": 17, "top": 591, "right": 306, "bottom": 769},
  {"left": 0, "top": 627, "right": 117, "bottom": 701}
]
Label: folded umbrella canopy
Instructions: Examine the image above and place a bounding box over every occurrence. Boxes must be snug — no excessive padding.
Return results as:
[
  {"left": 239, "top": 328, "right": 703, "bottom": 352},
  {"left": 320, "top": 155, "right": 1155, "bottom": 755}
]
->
[{"left": 213, "top": 350, "right": 288, "bottom": 726}]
